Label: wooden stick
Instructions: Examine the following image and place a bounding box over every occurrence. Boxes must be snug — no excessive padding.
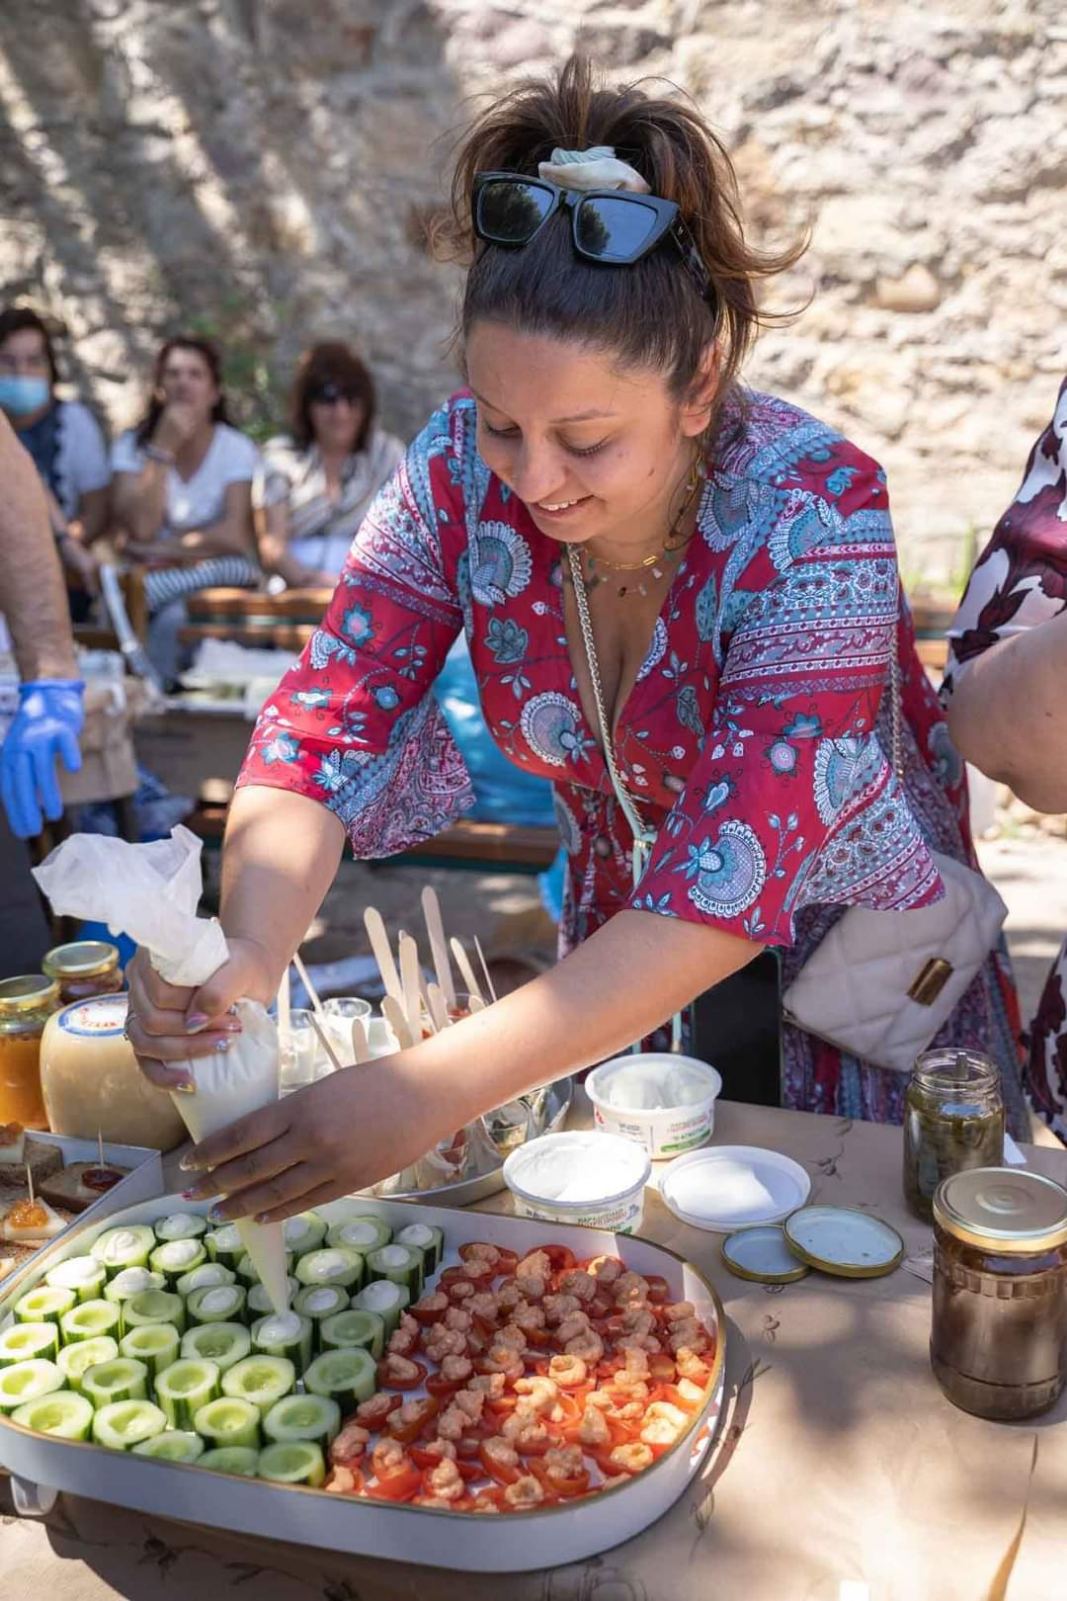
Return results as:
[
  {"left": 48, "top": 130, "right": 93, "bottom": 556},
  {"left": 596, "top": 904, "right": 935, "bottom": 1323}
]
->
[
  {"left": 291, "top": 951, "right": 323, "bottom": 1016},
  {"left": 25, "top": 1161, "right": 34, "bottom": 1205},
  {"left": 421, "top": 886, "right": 457, "bottom": 1010},
  {"left": 382, "top": 995, "right": 413, "bottom": 1051},
  {"left": 97, "top": 1129, "right": 105, "bottom": 1170},
  {"left": 398, "top": 931, "right": 422, "bottom": 1039},
  {"left": 467, "top": 994, "right": 487, "bottom": 1014},
  {"left": 308, "top": 1011, "right": 344, "bottom": 1074},
  {"left": 364, "top": 907, "right": 404, "bottom": 1006},
  {"left": 426, "top": 982, "right": 450, "bottom": 1034},
  {"left": 474, "top": 936, "right": 498, "bottom": 1003},
  {"left": 418, "top": 977, "right": 439, "bottom": 1034},
  {"left": 449, "top": 937, "right": 485, "bottom": 1006},
  {"left": 350, "top": 1016, "right": 371, "bottom": 1065}
]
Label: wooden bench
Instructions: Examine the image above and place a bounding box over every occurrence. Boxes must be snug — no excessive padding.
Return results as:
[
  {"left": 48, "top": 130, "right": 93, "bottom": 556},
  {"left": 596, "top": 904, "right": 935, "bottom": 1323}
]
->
[{"left": 178, "top": 587, "right": 333, "bottom": 652}]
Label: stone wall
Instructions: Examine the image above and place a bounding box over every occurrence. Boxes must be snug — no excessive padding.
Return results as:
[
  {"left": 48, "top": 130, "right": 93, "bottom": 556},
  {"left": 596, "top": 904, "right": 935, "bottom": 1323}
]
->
[{"left": 0, "top": 0, "right": 1063, "bottom": 588}]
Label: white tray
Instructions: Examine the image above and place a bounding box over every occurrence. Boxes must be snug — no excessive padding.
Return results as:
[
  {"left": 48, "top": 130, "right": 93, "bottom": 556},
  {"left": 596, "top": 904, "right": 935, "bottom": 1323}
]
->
[{"left": 0, "top": 1192, "right": 726, "bottom": 1573}]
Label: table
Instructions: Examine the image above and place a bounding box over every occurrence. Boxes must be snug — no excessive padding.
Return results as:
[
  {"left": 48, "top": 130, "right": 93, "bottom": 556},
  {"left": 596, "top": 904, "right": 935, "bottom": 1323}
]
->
[{"left": 4, "top": 1100, "right": 1066, "bottom": 1601}]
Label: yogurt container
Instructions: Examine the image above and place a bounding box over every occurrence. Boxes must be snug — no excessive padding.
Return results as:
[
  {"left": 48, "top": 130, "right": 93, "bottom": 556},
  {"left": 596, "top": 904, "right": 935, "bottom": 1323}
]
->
[
  {"left": 585, "top": 1053, "right": 722, "bottom": 1160},
  {"left": 503, "top": 1130, "right": 651, "bottom": 1232}
]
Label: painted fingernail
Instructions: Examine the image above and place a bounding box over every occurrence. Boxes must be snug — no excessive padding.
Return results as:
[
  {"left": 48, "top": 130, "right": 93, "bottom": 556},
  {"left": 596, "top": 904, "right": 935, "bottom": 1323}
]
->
[
  {"left": 186, "top": 1013, "right": 209, "bottom": 1034},
  {"left": 179, "top": 1154, "right": 198, "bottom": 1172},
  {"left": 215, "top": 1039, "right": 231, "bottom": 1054},
  {"left": 173, "top": 1079, "right": 196, "bottom": 1094},
  {"left": 208, "top": 1205, "right": 226, "bottom": 1223},
  {"left": 223, "top": 1021, "right": 243, "bottom": 1034},
  {"left": 180, "top": 1189, "right": 196, "bottom": 1201}
]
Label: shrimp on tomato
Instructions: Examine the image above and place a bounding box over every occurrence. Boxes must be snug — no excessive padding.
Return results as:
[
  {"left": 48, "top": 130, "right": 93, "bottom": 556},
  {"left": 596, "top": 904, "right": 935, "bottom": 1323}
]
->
[
  {"left": 547, "top": 1353, "right": 587, "bottom": 1389},
  {"left": 564, "top": 1329, "right": 604, "bottom": 1364}
]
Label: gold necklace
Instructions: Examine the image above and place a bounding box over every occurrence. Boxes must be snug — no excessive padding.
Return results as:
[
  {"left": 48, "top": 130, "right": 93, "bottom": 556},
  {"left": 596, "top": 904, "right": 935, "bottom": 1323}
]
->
[{"left": 580, "top": 457, "right": 705, "bottom": 599}]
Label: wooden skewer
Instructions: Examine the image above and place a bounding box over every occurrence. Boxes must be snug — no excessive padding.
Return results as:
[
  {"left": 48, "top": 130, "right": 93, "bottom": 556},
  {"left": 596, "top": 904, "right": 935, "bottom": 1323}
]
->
[
  {"left": 308, "top": 1011, "right": 344, "bottom": 1074},
  {"left": 449, "top": 938, "right": 485, "bottom": 1006},
  {"left": 25, "top": 1161, "right": 34, "bottom": 1206},
  {"left": 474, "top": 936, "right": 498, "bottom": 1004},
  {"left": 97, "top": 1129, "right": 105, "bottom": 1170},
  {"left": 398, "top": 931, "right": 422, "bottom": 1039},
  {"left": 426, "top": 982, "right": 450, "bottom": 1034},
  {"left": 421, "top": 886, "right": 457, "bottom": 1010},
  {"left": 382, "top": 995, "right": 413, "bottom": 1051},
  {"left": 350, "top": 1016, "right": 371, "bottom": 1065},
  {"left": 291, "top": 951, "right": 324, "bottom": 1017},
  {"left": 364, "top": 907, "right": 404, "bottom": 1006}
]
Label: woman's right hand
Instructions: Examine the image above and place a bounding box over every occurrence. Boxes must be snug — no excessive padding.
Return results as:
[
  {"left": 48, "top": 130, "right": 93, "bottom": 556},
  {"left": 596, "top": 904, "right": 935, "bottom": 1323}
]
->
[
  {"left": 152, "top": 401, "right": 199, "bottom": 456},
  {"left": 126, "top": 939, "right": 276, "bottom": 1094}
]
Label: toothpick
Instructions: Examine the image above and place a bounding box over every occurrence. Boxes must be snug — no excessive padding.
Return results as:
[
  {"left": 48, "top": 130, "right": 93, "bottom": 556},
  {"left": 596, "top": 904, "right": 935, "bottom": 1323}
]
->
[
  {"left": 25, "top": 1161, "right": 34, "bottom": 1205},
  {"left": 291, "top": 951, "right": 323, "bottom": 1017},
  {"left": 308, "top": 1011, "right": 344, "bottom": 1074},
  {"left": 97, "top": 1129, "right": 105, "bottom": 1170},
  {"left": 474, "top": 936, "right": 498, "bottom": 1003},
  {"left": 350, "top": 1016, "right": 371, "bottom": 1065},
  {"left": 449, "top": 937, "right": 485, "bottom": 1006}
]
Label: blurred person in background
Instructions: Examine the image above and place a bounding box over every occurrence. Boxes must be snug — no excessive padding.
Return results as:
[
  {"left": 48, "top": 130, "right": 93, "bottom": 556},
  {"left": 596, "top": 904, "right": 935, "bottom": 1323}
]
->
[
  {"left": 0, "top": 305, "right": 109, "bottom": 617},
  {"left": 0, "top": 411, "right": 83, "bottom": 973},
  {"left": 254, "top": 340, "right": 404, "bottom": 588},
  {"left": 943, "top": 377, "right": 1067, "bottom": 1142},
  {"left": 110, "top": 335, "right": 260, "bottom": 683}
]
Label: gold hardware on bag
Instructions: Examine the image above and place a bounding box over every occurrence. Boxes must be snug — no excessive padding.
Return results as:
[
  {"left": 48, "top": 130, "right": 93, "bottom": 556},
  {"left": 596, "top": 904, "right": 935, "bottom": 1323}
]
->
[{"left": 908, "top": 957, "right": 954, "bottom": 1006}]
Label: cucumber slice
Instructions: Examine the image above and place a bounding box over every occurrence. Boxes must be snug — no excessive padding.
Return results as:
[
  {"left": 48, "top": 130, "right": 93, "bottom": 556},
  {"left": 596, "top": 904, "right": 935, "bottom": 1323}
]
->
[
  {"left": 205, "top": 1224, "right": 244, "bottom": 1270},
  {"left": 251, "top": 1312, "right": 313, "bottom": 1375},
  {"left": 365, "top": 1243, "right": 423, "bottom": 1297},
  {"left": 186, "top": 1284, "right": 247, "bottom": 1326},
  {"left": 258, "top": 1440, "right": 326, "bottom": 1487},
  {"left": 92, "top": 1398, "right": 167, "bottom": 1450},
  {"left": 319, "top": 1308, "right": 385, "bottom": 1360},
  {"left": 222, "top": 1354, "right": 295, "bottom": 1416},
  {"left": 120, "top": 1289, "right": 185, "bottom": 1337},
  {"left": 180, "top": 1321, "right": 251, "bottom": 1373},
  {"left": 15, "top": 1285, "right": 76, "bottom": 1327},
  {"left": 199, "top": 1445, "right": 258, "bottom": 1476},
  {"left": 294, "top": 1247, "right": 363, "bottom": 1292},
  {"left": 396, "top": 1222, "right": 444, "bottom": 1277},
  {"left": 155, "top": 1357, "right": 221, "bottom": 1429},
  {"left": 304, "top": 1347, "right": 376, "bottom": 1413},
  {"left": 56, "top": 1335, "right": 119, "bottom": 1391},
  {"left": 59, "top": 1299, "right": 120, "bottom": 1347},
  {"left": 235, "top": 1250, "right": 293, "bottom": 1287},
  {"left": 176, "top": 1262, "right": 236, "bottom": 1298},
  {"left": 133, "top": 1430, "right": 206, "bottom": 1462},
  {"left": 262, "top": 1391, "right": 340, "bottom": 1450},
  {"left": 246, "top": 1277, "right": 298, "bottom": 1319},
  {"left": 104, "top": 1268, "right": 165, "bottom": 1306},
  {"left": 351, "top": 1278, "right": 410, "bottom": 1336},
  {"left": 13, "top": 1390, "right": 93, "bottom": 1440},
  {"left": 282, "top": 1211, "right": 327, "bottom": 1256},
  {"left": 149, "top": 1238, "right": 207, "bottom": 1286},
  {"left": 194, "top": 1396, "right": 261, "bottom": 1451},
  {"left": 91, "top": 1225, "right": 156, "bottom": 1277},
  {"left": 45, "top": 1255, "right": 107, "bottom": 1302},
  {"left": 293, "top": 1284, "right": 349, "bottom": 1328},
  {"left": 325, "top": 1215, "right": 392, "bottom": 1253},
  {"left": 153, "top": 1212, "right": 208, "bottom": 1243},
  {"left": 0, "top": 1358, "right": 64, "bottom": 1411},
  {"left": 82, "top": 1357, "right": 149, "bottom": 1406},
  {"left": 119, "top": 1323, "right": 181, "bottom": 1379},
  {"left": 2, "top": 1321, "right": 60, "bottom": 1364}
]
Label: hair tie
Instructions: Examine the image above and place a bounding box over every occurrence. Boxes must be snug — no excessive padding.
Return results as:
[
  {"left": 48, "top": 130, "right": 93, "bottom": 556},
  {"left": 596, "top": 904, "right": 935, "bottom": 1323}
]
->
[{"left": 537, "top": 145, "right": 650, "bottom": 195}]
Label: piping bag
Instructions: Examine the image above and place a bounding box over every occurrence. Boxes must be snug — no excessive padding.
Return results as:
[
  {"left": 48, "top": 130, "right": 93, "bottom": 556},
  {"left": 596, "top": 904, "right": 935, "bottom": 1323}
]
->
[{"left": 33, "top": 825, "right": 291, "bottom": 1314}]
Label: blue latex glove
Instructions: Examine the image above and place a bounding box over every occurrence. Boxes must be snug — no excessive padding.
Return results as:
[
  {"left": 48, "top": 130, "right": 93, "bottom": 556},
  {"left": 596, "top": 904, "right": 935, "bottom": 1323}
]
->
[{"left": 1, "top": 679, "right": 84, "bottom": 838}]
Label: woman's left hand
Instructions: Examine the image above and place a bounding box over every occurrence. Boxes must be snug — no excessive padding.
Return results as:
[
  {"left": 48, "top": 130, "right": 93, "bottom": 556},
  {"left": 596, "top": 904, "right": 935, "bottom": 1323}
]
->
[{"left": 178, "top": 1057, "right": 440, "bottom": 1224}]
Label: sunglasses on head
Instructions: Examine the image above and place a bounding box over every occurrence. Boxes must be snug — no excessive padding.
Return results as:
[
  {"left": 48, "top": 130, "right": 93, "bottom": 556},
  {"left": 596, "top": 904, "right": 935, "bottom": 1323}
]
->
[{"left": 472, "top": 170, "right": 717, "bottom": 311}]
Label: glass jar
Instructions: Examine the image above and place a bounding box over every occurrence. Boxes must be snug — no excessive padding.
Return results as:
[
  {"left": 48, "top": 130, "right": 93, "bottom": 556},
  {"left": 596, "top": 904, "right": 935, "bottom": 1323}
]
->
[
  {"left": 931, "top": 1167, "right": 1067, "bottom": 1420},
  {"left": 39, "top": 994, "right": 186, "bottom": 1150},
  {"left": 42, "top": 940, "right": 124, "bottom": 1006},
  {"left": 902, "top": 1048, "right": 1004, "bottom": 1222},
  {"left": 0, "top": 975, "right": 61, "bottom": 1129}
]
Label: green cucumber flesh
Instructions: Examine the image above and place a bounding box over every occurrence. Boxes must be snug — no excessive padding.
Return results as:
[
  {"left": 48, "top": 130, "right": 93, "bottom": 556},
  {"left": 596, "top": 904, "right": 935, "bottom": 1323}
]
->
[
  {"left": 92, "top": 1398, "right": 167, "bottom": 1450},
  {"left": 205, "top": 1225, "right": 245, "bottom": 1269},
  {"left": 91, "top": 1225, "right": 156, "bottom": 1276},
  {"left": 81, "top": 1357, "right": 149, "bottom": 1406},
  {"left": 319, "top": 1309, "right": 385, "bottom": 1360},
  {"left": 396, "top": 1223, "right": 444, "bottom": 1276},
  {"left": 13, "top": 1390, "right": 93, "bottom": 1440},
  {"left": 59, "top": 1300, "right": 120, "bottom": 1346},
  {"left": 258, "top": 1440, "right": 326, "bottom": 1486},
  {"left": 293, "top": 1247, "right": 363, "bottom": 1292},
  {"left": 149, "top": 1239, "right": 207, "bottom": 1285},
  {"left": 304, "top": 1347, "right": 376, "bottom": 1412},
  {"left": 246, "top": 1277, "right": 298, "bottom": 1318},
  {"left": 44, "top": 1256, "right": 107, "bottom": 1302},
  {"left": 119, "top": 1324, "right": 181, "bottom": 1378},
  {"left": 351, "top": 1279, "right": 409, "bottom": 1336},
  {"left": 104, "top": 1268, "right": 165, "bottom": 1305},
  {"left": 1, "top": 1321, "right": 60, "bottom": 1364},
  {"left": 180, "top": 1321, "right": 252, "bottom": 1372},
  {"left": 262, "top": 1391, "right": 340, "bottom": 1450},
  {"left": 365, "top": 1244, "right": 422, "bottom": 1296},
  {"left": 133, "top": 1430, "right": 206, "bottom": 1462},
  {"left": 199, "top": 1445, "right": 259, "bottom": 1476},
  {"left": 193, "top": 1396, "right": 261, "bottom": 1450},
  {"left": 251, "top": 1312, "right": 313, "bottom": 1374},
  {"left": 0, "top": 1358, "right": 64, "bottom": 1410},
  {"left": 235, "top": 1250, "right": 293, "bottom": 1286},
  {"left": 325, "top": 1216, "right": 392, "bottom": 1252},
  {"left": 186, "top": 1284, "right": 247, "bottom": 1326},
  {"left": 155, "top": 1357, "right": 221, "bottom": 1429},
  {"left": 120, "top": 1289, "right": 185, "bottom": 1337},
  {"left": 293, "top": 1284, "right": 349, "bottom": 1326},
  {"left": 221, "top": 1354, "right": 295, "bottom": 1416},
  {"left": 153, "top": 1212, "right": 208, "bottom": 1243},
  {"left": 15, "top": 1285, "right": 76, "bottom": 1326},
  {"left": 282, "top": 1212, "right": 327, "bottom": 1255},
  {"left": 176, "top": 1262, "right": 236, "bottom": 1298},
  {"left": 56, "top": 1335, "right": 118, "bottom": 1390}
]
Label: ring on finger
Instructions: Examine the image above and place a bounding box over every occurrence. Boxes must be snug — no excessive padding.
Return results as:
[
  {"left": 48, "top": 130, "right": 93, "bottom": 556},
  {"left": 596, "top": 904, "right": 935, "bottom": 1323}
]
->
[{"left": 122, "top": 1010, "right": 138, "bottom": 1042}]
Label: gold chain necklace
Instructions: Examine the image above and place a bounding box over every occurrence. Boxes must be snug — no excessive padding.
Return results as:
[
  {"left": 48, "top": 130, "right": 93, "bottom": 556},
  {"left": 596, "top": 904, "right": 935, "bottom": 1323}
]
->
[{"left": 578, "top": 457, "right": 705, "bottom": 599}]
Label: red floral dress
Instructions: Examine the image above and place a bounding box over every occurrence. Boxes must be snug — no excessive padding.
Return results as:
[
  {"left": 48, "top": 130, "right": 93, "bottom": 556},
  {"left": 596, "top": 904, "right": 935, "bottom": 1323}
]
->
[{"left": 238, "top": 389, "right": 1027, "bottom": 1130}]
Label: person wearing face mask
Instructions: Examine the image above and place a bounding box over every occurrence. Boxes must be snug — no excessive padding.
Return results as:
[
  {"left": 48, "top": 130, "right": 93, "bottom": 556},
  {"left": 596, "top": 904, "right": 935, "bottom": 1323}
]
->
[
  {"left": 0, "top": 306, "right": 109, "bottom": 614},
  {"left": 124, "top": 58, "right": 1027, "bottom": 1223},
  {"left": 254, "top": 341, "right": 404, "bottom": 588},
  {"left": 110, "top": 336, "right": 261, "bottom": 682}
]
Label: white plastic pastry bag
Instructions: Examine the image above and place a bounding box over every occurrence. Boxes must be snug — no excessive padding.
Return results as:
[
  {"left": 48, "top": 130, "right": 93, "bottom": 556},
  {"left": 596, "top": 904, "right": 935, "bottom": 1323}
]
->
[{"left": 33, "top": 825, "right": 291, "bottom": 1312}]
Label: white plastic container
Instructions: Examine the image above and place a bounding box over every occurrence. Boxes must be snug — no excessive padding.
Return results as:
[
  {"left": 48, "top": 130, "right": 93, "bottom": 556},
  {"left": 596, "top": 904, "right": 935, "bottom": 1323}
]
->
[
  {"left": 502, "top": 1130, "right": 651, "bottom": 1232},
  {"left": 585, "top": 1053, "right": 722, "bottom": 1160}
]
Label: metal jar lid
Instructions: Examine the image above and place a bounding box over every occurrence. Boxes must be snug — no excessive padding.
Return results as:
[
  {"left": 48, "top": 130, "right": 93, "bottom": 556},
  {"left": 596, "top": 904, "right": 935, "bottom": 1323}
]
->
[
  {"left": 42, "top": 940, "right": 120, "bottom": 980},
  {"left": 0, "top": 974, "right": 60, "bottom": 1016},
  {"left": 933, "top": 1167, "right": 1067, "bottom": 1255}
]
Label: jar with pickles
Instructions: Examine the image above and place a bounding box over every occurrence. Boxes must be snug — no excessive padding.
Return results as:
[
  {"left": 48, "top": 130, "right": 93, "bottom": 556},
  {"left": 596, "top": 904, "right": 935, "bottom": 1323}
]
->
[
  {"left": 0, "top": 974, "right": 61, "bottom": 1129},
  {"left": 902, "top": 1048, "right": 1004, "bottom": 1223}
]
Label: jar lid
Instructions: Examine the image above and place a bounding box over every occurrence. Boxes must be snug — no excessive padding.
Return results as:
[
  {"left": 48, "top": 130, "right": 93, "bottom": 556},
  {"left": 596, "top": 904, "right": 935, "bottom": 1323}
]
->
[
  {"left": 0, "top": 974, "right": 60, "bottom": 1015},
  {"left": 43, "top": 940, "right": 120, "bottom": 979},
  {"left": 721, "top": 1224, "right": 810, "bottom": 1284},
  {"left": 934, "top": 1167, "right": 1067, "bottom": 1254},
  {"left": 783, "top": 1205, "right": 904, "bottom": 1278}
]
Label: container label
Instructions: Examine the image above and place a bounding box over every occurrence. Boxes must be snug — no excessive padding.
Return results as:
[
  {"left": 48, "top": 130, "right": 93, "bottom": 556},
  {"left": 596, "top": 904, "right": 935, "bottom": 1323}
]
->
[{"left": 58, "top": 997, "right": 128, "bottom": 1038}]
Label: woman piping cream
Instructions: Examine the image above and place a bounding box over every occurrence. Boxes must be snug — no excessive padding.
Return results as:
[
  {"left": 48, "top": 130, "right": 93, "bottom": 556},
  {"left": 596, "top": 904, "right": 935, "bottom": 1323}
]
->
[{"left": 127, "top": 59, "right": 1027, "bottom": 1224}]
